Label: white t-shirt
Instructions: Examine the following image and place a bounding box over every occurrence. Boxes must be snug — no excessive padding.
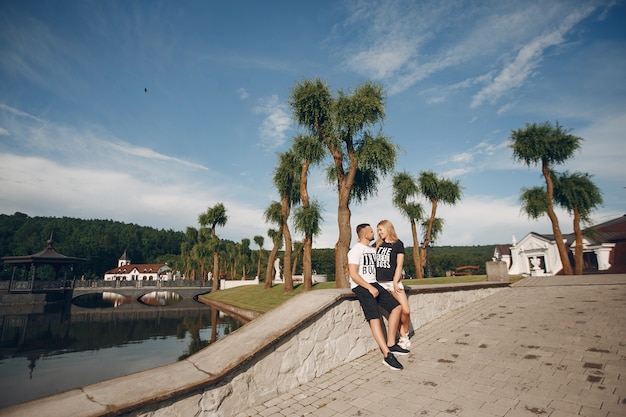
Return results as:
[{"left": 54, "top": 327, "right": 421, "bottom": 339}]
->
[{"left": 347, "top": 242, "right": 377, "bottom": 289}]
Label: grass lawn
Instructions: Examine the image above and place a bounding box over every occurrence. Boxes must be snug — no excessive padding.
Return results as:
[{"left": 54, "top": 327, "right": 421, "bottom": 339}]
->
[{"left": 201, "top": 275, "right": 522, "bottom": 313}]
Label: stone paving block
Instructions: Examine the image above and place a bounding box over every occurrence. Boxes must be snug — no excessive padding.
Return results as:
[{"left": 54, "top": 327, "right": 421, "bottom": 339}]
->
[
  {"left": 324, "top": 398, "right": 352, "bottom": 413},
  {"left": 579, "top": 405, "right": 610, "bottom": 417},
  {"left": 306, "top": 405, "right": 336, "bottom": 417},
  {"left": 478, "top": 400, "right": 512, "bottom": 416},
  {"left": 548, "top": 411, "right": 581, "bottom": 417},
  {"left": 258, "top": 405, "right": 280, "bottom": 416},
  {"left": 549, "top": 398, "right": 582, "bottom": 415}
]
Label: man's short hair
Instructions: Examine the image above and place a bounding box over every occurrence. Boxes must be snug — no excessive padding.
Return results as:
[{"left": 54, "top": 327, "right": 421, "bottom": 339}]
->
[{"left": 356, "top": 223, "right": 371, "bottom": 237}]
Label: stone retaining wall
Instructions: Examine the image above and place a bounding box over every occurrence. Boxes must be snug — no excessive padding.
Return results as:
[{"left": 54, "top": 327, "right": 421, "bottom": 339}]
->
[{"left": 2, "top": 283, "right": 507, "bottom": 417}]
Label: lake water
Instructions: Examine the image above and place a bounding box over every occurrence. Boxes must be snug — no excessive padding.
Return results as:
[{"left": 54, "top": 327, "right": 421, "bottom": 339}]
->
[{"left": 0, "top": 293, "right": 243, "bottom": 409}]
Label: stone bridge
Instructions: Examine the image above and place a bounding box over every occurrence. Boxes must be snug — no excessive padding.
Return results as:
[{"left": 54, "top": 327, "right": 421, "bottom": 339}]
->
[{"left": 71, "top": 281, "right": 212, "bottom": 307}]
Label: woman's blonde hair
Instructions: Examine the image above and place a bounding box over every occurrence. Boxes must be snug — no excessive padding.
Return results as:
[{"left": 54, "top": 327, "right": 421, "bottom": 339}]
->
[{"left": 375, "top": 219, "right": 398, "bottom": 248}]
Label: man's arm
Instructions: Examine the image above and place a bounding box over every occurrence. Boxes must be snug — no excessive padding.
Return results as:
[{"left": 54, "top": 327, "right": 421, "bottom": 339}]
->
[{"left": 348, "top": 263, "right": 379, "bottom": 298}]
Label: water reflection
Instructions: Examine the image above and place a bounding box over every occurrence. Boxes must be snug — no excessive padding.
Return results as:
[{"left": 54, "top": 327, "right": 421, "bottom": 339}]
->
[
  {"left": 0, "top": 304, "right": 243, "bottom": 409},
  {"left": 138, "top": 291, "right": 183, "bottom": 306},
  {"left": 72, "top": 291, "right": 133, "bottom": 308}
]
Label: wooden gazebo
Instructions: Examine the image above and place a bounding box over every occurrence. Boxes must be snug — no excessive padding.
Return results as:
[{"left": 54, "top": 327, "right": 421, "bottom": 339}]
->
[{"left": 2, "top": 234, "right": 88, "bottom": 293}]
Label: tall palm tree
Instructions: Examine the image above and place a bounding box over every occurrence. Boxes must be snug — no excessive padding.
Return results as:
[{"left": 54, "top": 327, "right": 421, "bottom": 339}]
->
[
  {"left": 511, "top": 121, "right": 582, "bottom": 275},
  {"left": 239, "top": 238, "right": 251, "bottom": 279},
  {"left": 552, "top": 171, "right": 603, "bottom": 275},
  {"left": 417, "top": 171, "right": 461, "bottom": 275},
  {"left": 192, "top": 240, "right": 211, "bottom": 282},
  {"left": 199, "top": 203, "right": 228, "bottom": 291},
  {"left": 273, "top": 151, "right": 301, "bottom": 293},
  {"left": 392, "top": 172, "right": 425, "bottom": 278},
  {"left": 291, "top": 240, "right": 303, "bottom": 277},
  {"left": 292, "top": 134, "right": 325, "bottom": 290},
  {"left": 253, "top": 235, "right": 264, "bottom": 280},
  {"left": 263, "top": 202, "right": 283, "bottom": 289},
  {"left": 181, "top": 227, "right": 199, "bottom": 280},
  {"left": 290, "top": 79, "right": 396, "bottom": 287},
  {"left": 293, "top": 201, "right": 323, "bottom": 290},
  {"left": 264, "top": 228, "right": 283, "bottom": 288}
]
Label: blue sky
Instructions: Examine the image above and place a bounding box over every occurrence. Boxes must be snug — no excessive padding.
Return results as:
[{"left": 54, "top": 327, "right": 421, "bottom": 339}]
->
[{"left": 1, "top": 0, "right": 624, "bottom": 249}]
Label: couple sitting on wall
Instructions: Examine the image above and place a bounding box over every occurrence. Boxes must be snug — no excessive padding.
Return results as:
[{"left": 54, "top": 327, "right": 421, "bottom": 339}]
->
[{"left": 348, "top": 221, "right": 411, "bottom": 371}]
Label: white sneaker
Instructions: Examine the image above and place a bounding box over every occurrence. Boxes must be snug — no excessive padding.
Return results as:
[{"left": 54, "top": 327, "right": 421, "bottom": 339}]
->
[{"left": 399, "top": 336, "right": 411, "bottom": 349}]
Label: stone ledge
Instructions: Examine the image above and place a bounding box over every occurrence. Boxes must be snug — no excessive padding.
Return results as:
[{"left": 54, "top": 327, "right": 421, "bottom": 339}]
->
[{"left": 1, "top": 283, "right": 507, "bottom": 417}]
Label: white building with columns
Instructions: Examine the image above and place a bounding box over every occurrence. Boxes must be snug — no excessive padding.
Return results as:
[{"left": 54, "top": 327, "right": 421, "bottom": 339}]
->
[{"left": 493, "top": 214, "right": 625, "bottom": 276}]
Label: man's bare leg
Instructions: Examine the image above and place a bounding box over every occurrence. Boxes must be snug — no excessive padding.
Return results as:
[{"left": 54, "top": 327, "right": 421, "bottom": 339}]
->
[
  {"left": 386, "top": 305, "right": 401, "bottom": 347},
  {"left": 368, "top": 318, "right": 390, "bottom": 356}
]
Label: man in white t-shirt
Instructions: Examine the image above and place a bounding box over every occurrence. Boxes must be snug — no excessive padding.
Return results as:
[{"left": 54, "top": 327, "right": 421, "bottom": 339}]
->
[{"left": 348, "top": 223, "right": 409, "bottom": 370}]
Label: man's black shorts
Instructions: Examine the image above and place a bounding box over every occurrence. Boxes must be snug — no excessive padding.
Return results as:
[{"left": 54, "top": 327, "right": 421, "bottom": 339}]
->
[{"left": 352, "top": 282, "right": 400, "bottom": 321}]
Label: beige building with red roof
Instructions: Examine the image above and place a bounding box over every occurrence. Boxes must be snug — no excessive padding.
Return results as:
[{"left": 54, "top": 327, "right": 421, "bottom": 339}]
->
[{"left": 103, "top": 250, "right": 171, "bottom": 281}]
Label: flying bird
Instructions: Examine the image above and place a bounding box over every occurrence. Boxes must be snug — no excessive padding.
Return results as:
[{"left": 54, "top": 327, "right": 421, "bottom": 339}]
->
[{"left": 144, "top": 87, "right": 148, "bottom": 93}]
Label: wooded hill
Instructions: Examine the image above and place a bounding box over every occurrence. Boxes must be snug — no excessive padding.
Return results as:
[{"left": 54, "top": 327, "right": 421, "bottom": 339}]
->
[{"left": 0, "top": 213, "right": 498, "bottom": 281}]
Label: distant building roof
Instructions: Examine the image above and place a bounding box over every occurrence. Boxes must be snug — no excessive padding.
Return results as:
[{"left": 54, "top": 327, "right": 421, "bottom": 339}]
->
[{"left": 105, "top": 264, "right": 170, "bottom": 275}]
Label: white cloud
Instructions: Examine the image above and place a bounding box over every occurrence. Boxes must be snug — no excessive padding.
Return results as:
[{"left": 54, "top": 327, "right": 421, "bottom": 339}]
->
[
  {"left": 253, "top": 95, "right": 291, "bottom": 148},
  {"left": 569, "top": 111, "right": 626, "bottom": 178},
  {"left": 237, "top": 87, "right": 249, "bottom": 100},
  {"left": 451, "top": 152, "right": 473, "bottom": 164},
  {"left": 0, "top": 103, "right": 43, "bottom": 122},
  {"left": 104, "top": 142, "right": 209, "bottom": 171},
  {"left": 340, "top": 1, "right": 605, "bottom": 106},
  {"left": 0, "top": 152, "right": 270, "bottom": 240},
  {"left": 346, "top": 40, "right": 416, "bottom": 80},
  {"left": 471, "top": 6, "right": 596, "bottom": 108}
]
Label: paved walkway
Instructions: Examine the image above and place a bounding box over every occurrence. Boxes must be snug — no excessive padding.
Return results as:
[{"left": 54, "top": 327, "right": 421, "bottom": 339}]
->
[{"left": 236, "top": 275, "right": 626, "bottom": 417}]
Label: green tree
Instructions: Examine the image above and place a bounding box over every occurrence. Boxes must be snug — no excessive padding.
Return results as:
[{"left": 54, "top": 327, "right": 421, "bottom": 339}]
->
[
  {"left": 293, "top": 201, "right": 323, "bottom": 290},
  {"left": 417, "top": 171, "right": 462, "bottom": 277},
  {"left": 239, "top": 238, "right": 251, "bottom": 279},
  {"left": 253, "top": 235, "right": 264, "bottom": 280},
  {"left": 273, "top": 151, "right": 301, "bottom": 293},
  {"left": 511, "top": 121, "right": 582, "bottom": 275},
  {"left": 553, "top": 171, "right": 603, "bottom": 274},
  {"left": 181, "top": 227, "right": 199, "bottom": 280},
  {"left": 392, "top": 172, "right": 425, "bottom": 278},
  {"left": 198, "top": 203, "right": 228, "bottom": 291},
  {"left": 519, "top": 186, "right": 549, "bottom": 221},
  {"left": 289, "top": 78, "right": 396, "bottom": 287},
  {"left": 292, "top": 134, "right": 325, "bottom": 290},
  {"left": 291, "top": 240, "right": 303, "bottom": 276},
  {"left": 263, "top": 202, "right": 283, "bottom": 289}
]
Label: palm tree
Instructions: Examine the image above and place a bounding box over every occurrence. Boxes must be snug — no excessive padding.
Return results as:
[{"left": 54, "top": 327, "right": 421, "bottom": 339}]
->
[
  {"left": 552, "top": 171, "right": 603, "bottom": 274},
  {"left": 292, "top": 134, "right": 325, "bottom": 290},
  {"left": 291, "top": 240, "right": 303, "bottom": 277},
  {"left": 392, "top": 172, "right": 425, "bottom": 278},
  {"left": 263, "top": 202, "right": 283, "bottom": 289},
  {"left": 293, "top": 201, "right": 323, "bottom": 290},
  {"left": 511, "top": 121, "right": 582, "bottom": 275},
  {"left": 273, "top": 151, "right": 301, "bottom": 293},
  {"left": 417, "top": 171, "right": 462, "bottom": 275},
  {"left": 192, "top": 240, "right": 211, "bottom": 282},
  {"left": 199, "top": 203, "right": 228, "bottom": 291},
  {"left": 239, "top": 238, "right": 251, "bottom": 279},
  {"left": 253, "top": 235, "right": 264, "bottom": 280},
  {"left": 265, "top": 229, "right": 282, "bottom": 288},
  {"left": 290, "top": 79, "right": 396, "bottom": 287},
  {"left": 181, "top": 227, "right": 199, "bottom": 280}
]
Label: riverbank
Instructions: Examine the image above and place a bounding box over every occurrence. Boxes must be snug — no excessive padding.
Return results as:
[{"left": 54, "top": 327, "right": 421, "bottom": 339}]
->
[
  {"left": 200, "top": 275, "right": 522, "bottom": 313},
  {"left": 1, "top": 278, "right": 512, "bottom": 416}
]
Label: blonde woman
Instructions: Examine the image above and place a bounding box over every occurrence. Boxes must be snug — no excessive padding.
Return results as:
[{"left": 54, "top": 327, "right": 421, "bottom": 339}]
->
[{"left": 375, "top": 220, "right": 411, "bottom": 349}]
